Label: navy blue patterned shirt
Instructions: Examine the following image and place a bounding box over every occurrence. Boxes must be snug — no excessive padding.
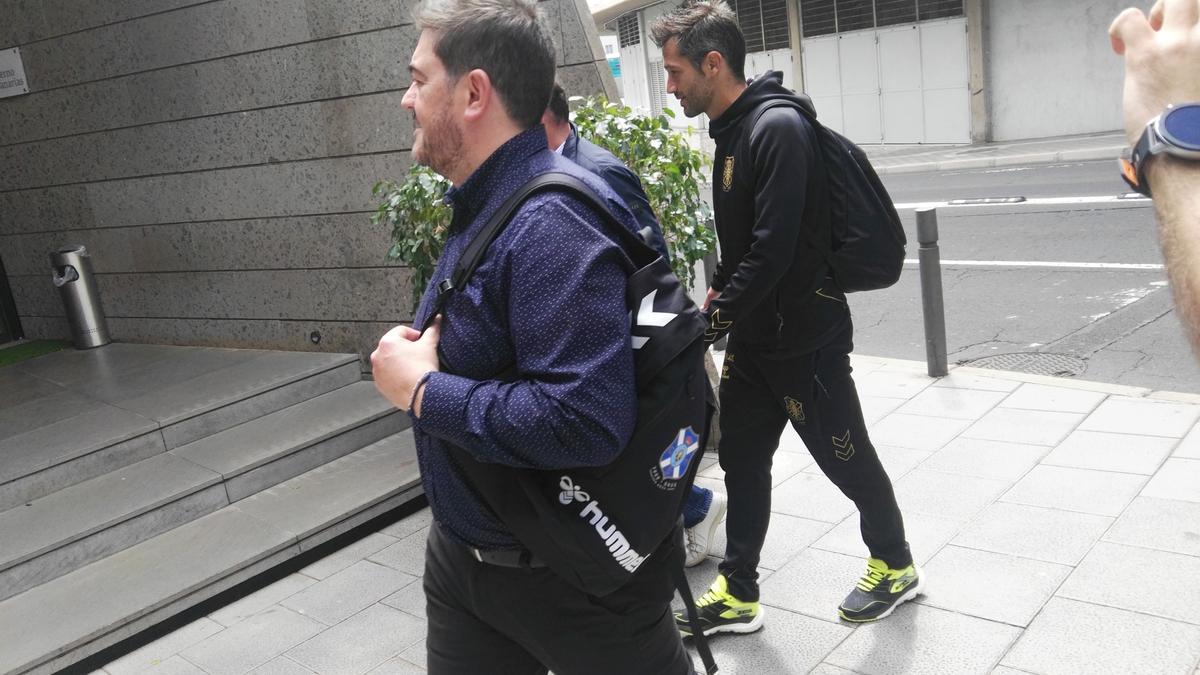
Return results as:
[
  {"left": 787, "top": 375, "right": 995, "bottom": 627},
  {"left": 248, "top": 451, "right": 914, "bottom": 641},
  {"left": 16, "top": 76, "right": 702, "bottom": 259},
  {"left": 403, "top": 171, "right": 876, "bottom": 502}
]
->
[{"left": 410, "top": 126, "right": 642, "bottom": 550}]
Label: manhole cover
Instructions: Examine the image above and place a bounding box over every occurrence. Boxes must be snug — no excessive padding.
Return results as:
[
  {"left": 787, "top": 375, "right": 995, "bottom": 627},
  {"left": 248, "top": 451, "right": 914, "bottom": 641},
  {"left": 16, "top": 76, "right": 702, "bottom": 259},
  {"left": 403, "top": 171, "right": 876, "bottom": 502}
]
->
[{"left": 964, "top": 352, "right": 1087, "bottom": 377}]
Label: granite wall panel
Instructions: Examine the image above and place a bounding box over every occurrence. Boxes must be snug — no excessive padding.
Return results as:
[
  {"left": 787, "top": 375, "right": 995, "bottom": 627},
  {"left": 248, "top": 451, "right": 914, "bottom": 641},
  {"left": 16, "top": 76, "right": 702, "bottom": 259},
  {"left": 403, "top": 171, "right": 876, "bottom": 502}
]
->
[
  {"left": 0, "top": 213, "right": 399, "bottom": 276},
  {"left": 0, "top": 27, "right": 417, "bottom": 145},
  {"left": 1, "top": 0, "right": 620, "bottom": 354},
  {"left": 1, "top": 92, "right": 411, "bottom": 191}
]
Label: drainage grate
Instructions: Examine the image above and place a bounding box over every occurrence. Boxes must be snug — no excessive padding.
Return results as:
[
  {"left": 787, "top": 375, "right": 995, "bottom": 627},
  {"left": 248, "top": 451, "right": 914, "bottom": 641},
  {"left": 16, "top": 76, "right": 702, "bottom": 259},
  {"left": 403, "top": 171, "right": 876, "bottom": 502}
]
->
[{"left": 963, "top": 352, "right": 1087, "bottom": 377}]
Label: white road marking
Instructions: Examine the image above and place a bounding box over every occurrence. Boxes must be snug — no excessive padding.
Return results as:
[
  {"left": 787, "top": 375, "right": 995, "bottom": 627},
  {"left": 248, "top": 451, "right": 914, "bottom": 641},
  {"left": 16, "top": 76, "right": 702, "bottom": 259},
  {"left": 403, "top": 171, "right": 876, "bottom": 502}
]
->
[
  {"left": 903, "top": 259, "right": 1164, "bottom": 270},
  {"left": 894, "top": 195, "right": 1150, "bottom": 210}
]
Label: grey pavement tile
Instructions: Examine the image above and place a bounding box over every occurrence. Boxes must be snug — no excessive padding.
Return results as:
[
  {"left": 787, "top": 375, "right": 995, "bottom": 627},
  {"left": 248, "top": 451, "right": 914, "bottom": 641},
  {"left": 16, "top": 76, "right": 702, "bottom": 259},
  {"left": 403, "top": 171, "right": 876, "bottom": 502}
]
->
[
  {"left": 103, "top": 618, "right": 224, "bottom": 675},
  {"left": 809, "top": 665, "right": 861, "bottom": 675},
  {"left": 397, "top": 640, "right": 426, "bottom": 671},
  {"left": 298, "top": 532, "right": 398, "bottom": 581},
  {"left": 368, "top": 528, "right": 430, "bottom": 577},
  {"left": 916, "top": 545, "right": 1071, "bottom": 627},
  {"left": 771, "top": 471, "right": 857, "bottom": 524},
  {"left": 860, "top": 396, "right": 907, "bottom": 426},
  {"left": 811, "top": 510, "right": 963, "bottom": 566},
  {"left": 759, "top": 547, "right": 864, "bottom": 623},
  {"left": 1141, "top": 458, "right": 1200, "bottom": 503},
  {"left": 246, "top": 657, "right": 315, "bottom": 675},
  {"left": 855, "top": 369, "right": 935, "bottom": 399},
  {"left": 1041, "top": 430, "right": 1177, "bottom": 475},
  {"left": 873, "top": 445, "right": 932, "bottom": 481},
  {"left": 698, "top": 448, "right": 813, "bottom": 488},
  {"left": 1104, "top": 496, "right": 1200, "bottom": 557},
  {"left": 1002, "top": 597, "right": 1200, "bottom": 675},
  {"left": 866, "top": 413, "right": 971, "bottom": 452},
  {"left": 367, "top": 656, "right": 426, "bottom": 674},
  {"left": 1079, "top": 396, "right": 1200, "bottom": 438},
  {"left": 688, "top": 606, "right": 851, "bottom": 675},
  {"left": 990, "top": 667, "right": 1035, "bottom": 675},
  {"left": 921, "top": 437, "right": 1049, "bottom": 482},
  {"left": 1001, "top": 465, "right": 1147, "bottom": 517},
  {"left": 999, "top": 382, "right": 1108, "bottom": 414},
  {"left": 896, "top": 387, "right": 1007, "bottom": 421},
  {"left": 382, "top": 575, "right": 427, "bottom": 619},
  {"left": 279, "top": 560, "right": 416, "bottom": 626},
  {"left": 931, "top": 372, "right": 1022, "bottom": 393},
  {"left": 112, "top": 656, "right": 206, "bottom": 675},
  {"left": 286, "top": 604, "right": 426, "bottom": 675},
  {"left": 756, "top": 512, "right": 834, "bottom": 570},
  {"left": 826, "top": 603, "right": 1021, "bottom": 675},
  {"left": 777, "top": 427, "right": 816, "bottom": 455},
  {"left": 894, "top": 469, "right": 1010, "bottom": 522},
  {"left": 208, "top": 573, "right": 317, "bottom": 628},
  {"left": 1058, "top": 541, "right": 1200, "bottom": 625},
  {"left": 379, "top": 507, "right": 434, "bottom": 540},
  {"left": 962, "top": 408, "right": 1085, "bottom": 447},
  {"left": 952, "top": 501, "right": 1114, "bottom": 566},
  {"left": 1174, "top": 423, "right": 1200, "bottom": 459},
  {"left": 179, "top": 606, "right": 325, "bottom": 675}
]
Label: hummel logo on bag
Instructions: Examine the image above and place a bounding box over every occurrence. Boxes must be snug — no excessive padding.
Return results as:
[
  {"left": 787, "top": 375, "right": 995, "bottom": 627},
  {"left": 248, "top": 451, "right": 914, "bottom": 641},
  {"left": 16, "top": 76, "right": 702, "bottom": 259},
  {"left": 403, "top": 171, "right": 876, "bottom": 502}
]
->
[{"left": 558, "top": 476, "right": 590, "bottom": 505}]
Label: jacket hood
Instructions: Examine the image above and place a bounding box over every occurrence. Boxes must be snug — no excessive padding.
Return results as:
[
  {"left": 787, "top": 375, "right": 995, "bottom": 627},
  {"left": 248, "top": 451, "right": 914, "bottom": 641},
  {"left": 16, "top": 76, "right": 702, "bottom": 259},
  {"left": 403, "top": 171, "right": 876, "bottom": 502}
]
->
[{"left": 708, "top": 70, "right": 815, "bottom": 139}]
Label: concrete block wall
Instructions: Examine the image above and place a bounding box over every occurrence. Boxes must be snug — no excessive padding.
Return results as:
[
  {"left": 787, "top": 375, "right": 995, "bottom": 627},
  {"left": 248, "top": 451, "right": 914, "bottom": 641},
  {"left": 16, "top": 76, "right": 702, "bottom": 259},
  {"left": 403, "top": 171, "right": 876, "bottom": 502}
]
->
[
  {"left": 984, "top": 0, "right": 1126, "bottom": 141},
  {"left": 0, "top": 0, "right": 618, "bottom": 359}
]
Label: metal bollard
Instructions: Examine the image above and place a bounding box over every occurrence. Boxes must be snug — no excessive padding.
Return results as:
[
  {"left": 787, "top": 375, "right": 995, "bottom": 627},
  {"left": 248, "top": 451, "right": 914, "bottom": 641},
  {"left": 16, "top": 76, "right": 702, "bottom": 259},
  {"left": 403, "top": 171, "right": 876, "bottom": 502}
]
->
[
  {"left": 916, "top": 208, "right": 948, "bottom": 377},
  {"left": 49, "top": 245, "right": 110, "bottom": 349}
]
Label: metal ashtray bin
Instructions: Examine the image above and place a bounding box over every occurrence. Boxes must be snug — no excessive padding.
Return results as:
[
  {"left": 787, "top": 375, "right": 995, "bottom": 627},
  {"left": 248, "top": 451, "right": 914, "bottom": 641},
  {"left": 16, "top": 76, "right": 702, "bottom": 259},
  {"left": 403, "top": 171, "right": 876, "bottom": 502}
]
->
[{"left": 50, "top": 245, "right": 110, "bottom": 349}]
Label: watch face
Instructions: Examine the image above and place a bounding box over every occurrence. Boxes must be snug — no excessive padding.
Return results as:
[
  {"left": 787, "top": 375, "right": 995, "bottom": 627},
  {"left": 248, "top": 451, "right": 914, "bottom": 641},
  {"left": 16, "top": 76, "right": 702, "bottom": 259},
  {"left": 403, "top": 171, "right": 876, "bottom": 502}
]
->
[{"left": 1162, "top": 104, "right": 1200, "bottom": 151}]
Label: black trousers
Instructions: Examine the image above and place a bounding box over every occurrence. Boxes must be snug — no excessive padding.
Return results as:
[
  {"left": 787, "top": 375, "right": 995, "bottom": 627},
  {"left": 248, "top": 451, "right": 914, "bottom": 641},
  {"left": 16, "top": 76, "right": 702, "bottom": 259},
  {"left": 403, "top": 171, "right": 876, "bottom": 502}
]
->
[
  {"left": 425, "top": 522, "right": 695, "bottom": 675},
  {"left": 717, "top": 321, "right": 911, "bottom": 602}
]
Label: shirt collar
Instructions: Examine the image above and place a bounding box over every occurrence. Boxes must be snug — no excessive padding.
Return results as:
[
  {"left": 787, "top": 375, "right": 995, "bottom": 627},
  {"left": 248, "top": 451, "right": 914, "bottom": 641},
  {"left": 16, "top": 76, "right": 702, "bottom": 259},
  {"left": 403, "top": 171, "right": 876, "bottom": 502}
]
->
[{"left": 444, "top": 126, "right": 550, "bottom": 220}]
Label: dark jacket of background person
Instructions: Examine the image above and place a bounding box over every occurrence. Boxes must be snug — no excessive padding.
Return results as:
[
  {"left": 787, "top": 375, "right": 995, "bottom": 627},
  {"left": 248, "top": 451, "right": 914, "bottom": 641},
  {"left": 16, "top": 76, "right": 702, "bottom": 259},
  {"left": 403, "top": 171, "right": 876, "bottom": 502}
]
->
[
  {"left": 562, "top": 124, "right": 670, "bottom": 260},
  {"left": 706, "top": 71, "right": 848, "bottom": 352}
]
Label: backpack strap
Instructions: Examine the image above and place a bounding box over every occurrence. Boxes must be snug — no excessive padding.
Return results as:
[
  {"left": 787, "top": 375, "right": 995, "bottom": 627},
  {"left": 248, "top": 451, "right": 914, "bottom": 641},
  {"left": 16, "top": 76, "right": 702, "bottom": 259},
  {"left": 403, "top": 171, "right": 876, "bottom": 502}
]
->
[{"left": 421, "top": 171, "right": 656, "bottom": 331}]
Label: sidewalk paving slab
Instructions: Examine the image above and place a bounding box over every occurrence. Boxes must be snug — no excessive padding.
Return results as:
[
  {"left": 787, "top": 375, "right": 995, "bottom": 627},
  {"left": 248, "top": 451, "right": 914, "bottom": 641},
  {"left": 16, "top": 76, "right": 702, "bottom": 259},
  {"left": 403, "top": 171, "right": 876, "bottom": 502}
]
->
[{"left": 93, "top": 354, "right": 1200, "bottom": 675}]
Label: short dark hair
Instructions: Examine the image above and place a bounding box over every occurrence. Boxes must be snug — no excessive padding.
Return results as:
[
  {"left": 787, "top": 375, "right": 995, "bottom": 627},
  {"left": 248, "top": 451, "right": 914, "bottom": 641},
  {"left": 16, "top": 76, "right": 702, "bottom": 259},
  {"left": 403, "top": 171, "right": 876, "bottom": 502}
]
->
[
  {"left": 546, "top": 83, "right": 569, "bottom": 124},
  {"left": 415, "top": 0, "right": 556, "bottom": 128},
  {"left": 650, "top": 0, "right": 746, "bottom": 81}
]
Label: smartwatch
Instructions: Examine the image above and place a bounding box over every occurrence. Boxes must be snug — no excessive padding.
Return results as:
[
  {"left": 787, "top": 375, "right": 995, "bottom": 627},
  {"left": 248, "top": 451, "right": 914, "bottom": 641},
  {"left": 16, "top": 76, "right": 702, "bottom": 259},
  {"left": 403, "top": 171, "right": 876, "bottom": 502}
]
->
[{"left": 1120, "top": 102, "right": 1200, "bottom": 197}]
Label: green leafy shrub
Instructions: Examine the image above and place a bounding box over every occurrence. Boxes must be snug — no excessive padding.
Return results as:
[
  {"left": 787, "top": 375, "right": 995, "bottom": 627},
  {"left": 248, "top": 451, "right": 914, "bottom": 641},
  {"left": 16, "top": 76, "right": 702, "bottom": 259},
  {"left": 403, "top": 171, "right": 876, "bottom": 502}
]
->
[{"left": 373, "top": 96, "right": 715, "bottom": 308}]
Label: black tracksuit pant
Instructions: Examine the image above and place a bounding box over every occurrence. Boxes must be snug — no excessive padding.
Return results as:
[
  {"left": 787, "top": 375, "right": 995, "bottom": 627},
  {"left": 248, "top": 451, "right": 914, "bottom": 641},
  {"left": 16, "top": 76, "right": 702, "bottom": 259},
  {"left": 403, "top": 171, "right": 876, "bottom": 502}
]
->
[
  {"left": 717, "top": 320, "right": 912, "bottom": 602},
  {"left": 425, "top": 523, "right": 695, "bottom": 675}
]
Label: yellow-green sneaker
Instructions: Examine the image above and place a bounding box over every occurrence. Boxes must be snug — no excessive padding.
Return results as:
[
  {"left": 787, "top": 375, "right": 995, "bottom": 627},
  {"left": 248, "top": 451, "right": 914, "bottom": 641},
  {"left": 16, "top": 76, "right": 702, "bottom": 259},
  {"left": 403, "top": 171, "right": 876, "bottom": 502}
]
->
[
  {"left": 838, "top": 557, "right": 924, "bottom": 622},
  {"left": 674, "top": 574, "right": 765, "bottom": 637}
]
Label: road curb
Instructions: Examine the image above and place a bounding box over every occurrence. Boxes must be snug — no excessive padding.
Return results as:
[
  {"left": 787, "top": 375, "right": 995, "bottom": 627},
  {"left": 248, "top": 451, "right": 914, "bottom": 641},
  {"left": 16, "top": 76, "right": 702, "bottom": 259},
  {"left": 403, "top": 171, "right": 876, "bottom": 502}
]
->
[{"left": 873, "top": 146, "right": 1124, "bottom": 176}]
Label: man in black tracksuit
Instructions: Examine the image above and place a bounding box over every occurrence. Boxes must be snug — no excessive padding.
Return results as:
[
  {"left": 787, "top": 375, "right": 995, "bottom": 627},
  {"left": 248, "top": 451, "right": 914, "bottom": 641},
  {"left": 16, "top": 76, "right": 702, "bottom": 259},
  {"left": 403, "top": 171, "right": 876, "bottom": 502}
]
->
[{"left": 651, "top": 0, "right": 923, "bottom": 634}]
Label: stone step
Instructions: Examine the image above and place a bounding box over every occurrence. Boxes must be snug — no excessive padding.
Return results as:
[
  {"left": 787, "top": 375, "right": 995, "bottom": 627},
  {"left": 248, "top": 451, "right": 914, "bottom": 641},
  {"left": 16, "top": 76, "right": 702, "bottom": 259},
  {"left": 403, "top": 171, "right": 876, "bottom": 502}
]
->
[
  {"left": 0, "top": 431, "right": 421, "bottom": 675},
  {"left": 171, "top": 381, "right": 404, "bottom": 502},
  {"left": 0, "top": 453, "right": 226, "bottom": 603},
  {"left": 0, "top": 346, "right": 361, "bottom": 512}
]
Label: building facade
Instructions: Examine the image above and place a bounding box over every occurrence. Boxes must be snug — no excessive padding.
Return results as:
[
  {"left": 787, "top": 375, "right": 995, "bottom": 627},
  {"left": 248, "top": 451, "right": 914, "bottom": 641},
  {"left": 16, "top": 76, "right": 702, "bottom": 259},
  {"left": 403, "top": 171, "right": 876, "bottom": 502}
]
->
[
  {"left": 598, "top": 0, "right": 1129, "bottom": 144},
  {"left": 0, "top": 0, "right": 618, "bottom": 357}
]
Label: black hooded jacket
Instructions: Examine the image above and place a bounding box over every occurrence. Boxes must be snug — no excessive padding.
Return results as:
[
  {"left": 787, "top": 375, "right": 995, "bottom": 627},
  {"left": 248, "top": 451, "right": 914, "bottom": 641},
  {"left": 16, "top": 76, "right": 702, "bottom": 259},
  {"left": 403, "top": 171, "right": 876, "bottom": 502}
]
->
[{"left": 705, "top": 71, "right": 849, "bottom": 352}]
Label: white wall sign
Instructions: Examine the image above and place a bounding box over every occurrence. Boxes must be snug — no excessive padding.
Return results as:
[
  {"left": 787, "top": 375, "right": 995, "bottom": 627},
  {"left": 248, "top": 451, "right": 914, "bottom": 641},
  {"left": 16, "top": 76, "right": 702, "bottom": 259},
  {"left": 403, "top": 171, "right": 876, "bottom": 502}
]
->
[{"left": 0, "top": 48, "right": 29, "bottom": 98}]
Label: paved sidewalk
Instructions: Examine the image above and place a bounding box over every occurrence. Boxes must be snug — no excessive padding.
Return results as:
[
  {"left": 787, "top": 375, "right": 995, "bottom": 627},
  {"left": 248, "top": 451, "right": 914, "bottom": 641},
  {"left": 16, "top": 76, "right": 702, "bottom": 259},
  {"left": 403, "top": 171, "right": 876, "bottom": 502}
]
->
[
  {"left": 861, "top": 131, "right": 1127, "bottom": 175},
  {"left": 93, "top": 353, "right": 1200, "bottom": 675}
]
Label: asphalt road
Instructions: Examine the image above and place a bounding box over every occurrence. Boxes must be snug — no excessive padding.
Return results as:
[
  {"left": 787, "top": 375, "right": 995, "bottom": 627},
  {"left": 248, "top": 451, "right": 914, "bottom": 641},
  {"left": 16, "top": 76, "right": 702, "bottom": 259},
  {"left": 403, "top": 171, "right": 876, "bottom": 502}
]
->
[{"left": 848, "top": 159, "right": 1200, "bottom": 394}]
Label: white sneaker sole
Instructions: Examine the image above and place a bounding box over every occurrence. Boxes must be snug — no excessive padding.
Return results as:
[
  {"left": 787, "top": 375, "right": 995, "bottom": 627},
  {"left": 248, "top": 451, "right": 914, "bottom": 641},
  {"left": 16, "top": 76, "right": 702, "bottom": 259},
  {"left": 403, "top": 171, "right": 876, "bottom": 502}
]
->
[{"left": 681, "top": 605, "right": 766, "bottom": 638}]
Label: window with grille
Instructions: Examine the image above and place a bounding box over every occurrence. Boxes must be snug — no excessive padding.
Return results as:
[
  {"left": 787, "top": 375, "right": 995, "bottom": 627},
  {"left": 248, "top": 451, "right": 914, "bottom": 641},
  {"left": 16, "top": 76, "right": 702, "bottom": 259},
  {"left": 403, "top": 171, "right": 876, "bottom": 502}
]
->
[
  {"left": 618, "top": 14, "right": 640, "bottom": 48},
  {"left": 800, "top": 0, "right": 962, "bottom": 37},
  {"left": 648, "top": 61, "right": 668, "bottom": 115},
  {"left": 734, "top": 0, "right": 791, "bottom": 53}
]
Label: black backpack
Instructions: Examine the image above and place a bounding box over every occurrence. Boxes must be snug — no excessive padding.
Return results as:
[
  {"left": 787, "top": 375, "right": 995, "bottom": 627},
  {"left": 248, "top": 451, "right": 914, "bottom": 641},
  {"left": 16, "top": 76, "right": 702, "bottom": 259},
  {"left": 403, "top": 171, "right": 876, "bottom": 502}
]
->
[
  {"left": 750, "top": 99, "right": 906, "bottom": 292},
  {"left": 421, "top": 172, "right": 719, "bottom": 672}
]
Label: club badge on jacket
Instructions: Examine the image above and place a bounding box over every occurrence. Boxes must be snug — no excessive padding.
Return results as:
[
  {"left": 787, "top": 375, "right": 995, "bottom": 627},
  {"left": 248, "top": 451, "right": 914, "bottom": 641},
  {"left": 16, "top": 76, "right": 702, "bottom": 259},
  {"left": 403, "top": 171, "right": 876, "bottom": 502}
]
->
[{"left": 722, "top": 155, "right": 734, "bottom": 192}]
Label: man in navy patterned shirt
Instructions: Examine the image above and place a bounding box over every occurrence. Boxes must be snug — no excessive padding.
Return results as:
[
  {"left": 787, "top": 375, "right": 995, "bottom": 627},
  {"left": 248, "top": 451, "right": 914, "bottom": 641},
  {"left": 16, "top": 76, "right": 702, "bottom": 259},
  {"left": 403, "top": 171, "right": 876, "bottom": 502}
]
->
[{"left": 370, "top": 0, "right": 695, "bottom": 672}]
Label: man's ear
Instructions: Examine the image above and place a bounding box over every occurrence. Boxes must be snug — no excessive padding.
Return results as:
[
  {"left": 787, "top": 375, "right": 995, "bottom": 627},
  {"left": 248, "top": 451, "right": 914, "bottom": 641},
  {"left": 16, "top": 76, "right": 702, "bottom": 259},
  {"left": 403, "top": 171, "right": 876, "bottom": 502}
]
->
[
  {"left": 462, "top": 69, "right": 492, "bottom": 122},
  {"left": 704, "top": 50, "right": 725, "bottom": 76}
]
